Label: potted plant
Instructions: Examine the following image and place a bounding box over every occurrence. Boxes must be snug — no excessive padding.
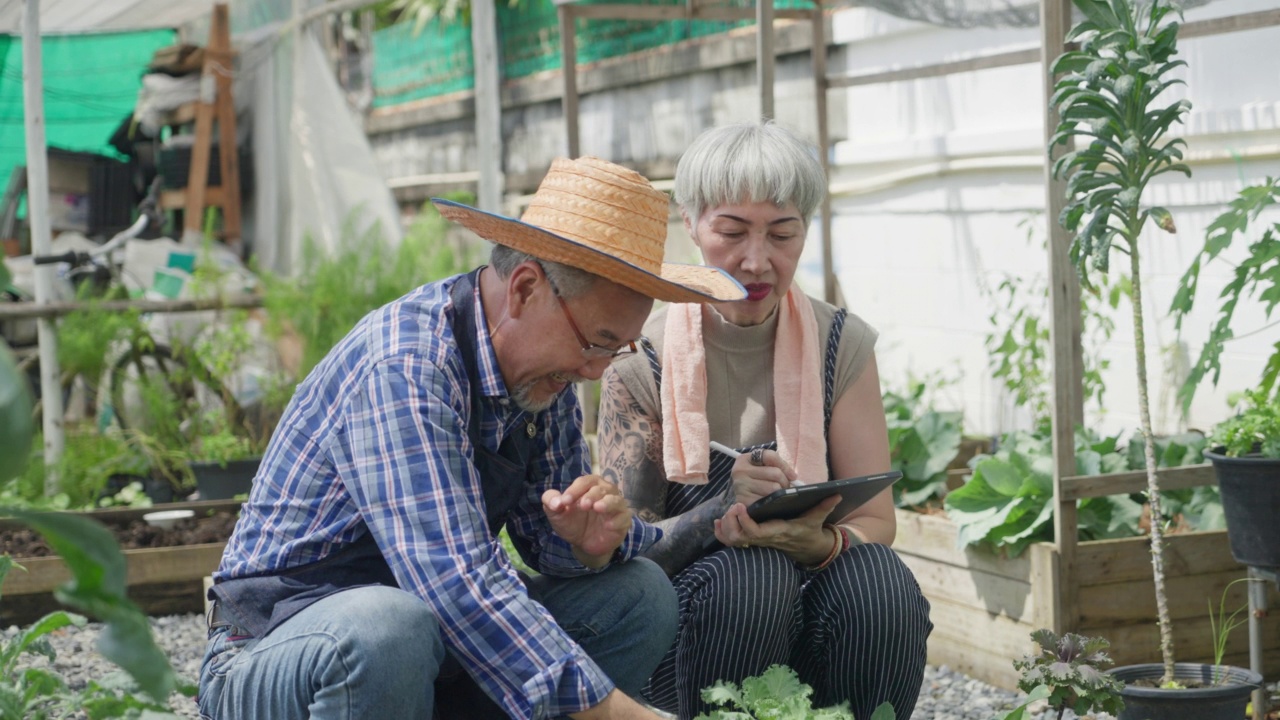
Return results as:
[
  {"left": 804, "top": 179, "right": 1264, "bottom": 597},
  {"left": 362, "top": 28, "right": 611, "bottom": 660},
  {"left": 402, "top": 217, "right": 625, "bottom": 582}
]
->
[
  {"left": 187, "top": 412, "right": 263, "bottom": 500},
  {"left": 1201, "top": 391, "right": 1280, "bottom": 569},
  {"left": 1049, "top": 0, "right": 1262, "bottom": 713}
]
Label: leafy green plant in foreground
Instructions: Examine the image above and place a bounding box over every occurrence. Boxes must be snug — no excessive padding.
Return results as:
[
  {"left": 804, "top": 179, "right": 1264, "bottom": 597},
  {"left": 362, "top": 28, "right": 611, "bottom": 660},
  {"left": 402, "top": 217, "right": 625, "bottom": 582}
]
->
[
  {"left": 693, "top": 665, "right": 866, "bottom": 720},
  {"left": 1014, "top": 629, "right": 1125, "bottom": 719},
  {"left": 0, "top": 510, "right": 186, "bottom": 718},
  {"left": 1, "top": 349, "right": 186, "bottom": 716},
  {"left": 0, "top": 557, "right": 179, "bottom": 719},
  {"left": 693, "top": 664, "right": 1054, "bottom": 720}
]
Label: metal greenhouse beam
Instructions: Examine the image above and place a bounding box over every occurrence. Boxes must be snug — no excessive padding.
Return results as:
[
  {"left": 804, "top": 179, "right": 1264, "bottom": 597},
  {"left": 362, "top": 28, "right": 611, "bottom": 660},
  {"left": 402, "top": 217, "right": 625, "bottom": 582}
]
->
[{"left": 472, "top": 0, "right": 504, "bottom": 212}]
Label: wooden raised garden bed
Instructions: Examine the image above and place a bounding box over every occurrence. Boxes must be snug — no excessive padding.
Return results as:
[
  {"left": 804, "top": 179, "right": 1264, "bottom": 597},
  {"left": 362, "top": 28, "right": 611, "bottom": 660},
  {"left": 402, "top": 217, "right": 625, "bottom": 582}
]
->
[
  {"left": 0, "top": 499, "right": 240, "bottom": 626},
  {"left": 898, "top": 464, "right": 1280, "bottom": 690}
]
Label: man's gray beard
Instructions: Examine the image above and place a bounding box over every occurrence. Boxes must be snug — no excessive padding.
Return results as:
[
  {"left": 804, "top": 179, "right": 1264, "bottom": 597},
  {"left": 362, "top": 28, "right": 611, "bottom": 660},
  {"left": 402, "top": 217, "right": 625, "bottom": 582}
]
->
[
  {"left": 511, "top": 373, "right": 583, "bottom": 413},
  {"left": 512, "top": 381, "right": 557, "bottom": 413}
]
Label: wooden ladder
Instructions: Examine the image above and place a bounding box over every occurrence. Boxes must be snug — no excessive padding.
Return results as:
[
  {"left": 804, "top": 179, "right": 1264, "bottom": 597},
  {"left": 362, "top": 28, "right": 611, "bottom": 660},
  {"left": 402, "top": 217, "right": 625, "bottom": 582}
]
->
[{"left": 159, "top": 3, "right": 242, "bottom": 248}]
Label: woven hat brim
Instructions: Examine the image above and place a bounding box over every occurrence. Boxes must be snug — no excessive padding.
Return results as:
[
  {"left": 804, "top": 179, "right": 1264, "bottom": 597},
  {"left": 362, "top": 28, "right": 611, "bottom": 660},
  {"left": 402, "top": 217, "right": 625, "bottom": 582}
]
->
[{"left": 433, "top": 199, "right": 746, "bottom": 304}]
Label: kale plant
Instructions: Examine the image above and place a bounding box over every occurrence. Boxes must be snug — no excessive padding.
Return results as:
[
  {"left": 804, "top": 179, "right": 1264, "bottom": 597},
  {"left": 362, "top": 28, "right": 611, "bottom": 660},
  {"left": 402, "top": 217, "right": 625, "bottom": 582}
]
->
[
  {"left": 1014, "top": 629, "right": 1125, "bottom": 719},
  {"left": 694, "top": 665, "right": 884, "bottom": 720}
]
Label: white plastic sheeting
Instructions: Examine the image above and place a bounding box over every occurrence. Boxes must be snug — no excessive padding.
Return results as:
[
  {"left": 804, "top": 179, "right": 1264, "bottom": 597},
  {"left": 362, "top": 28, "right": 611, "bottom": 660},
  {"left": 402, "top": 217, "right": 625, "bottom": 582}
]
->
[
  {"left": 3, "top": 0, "right": 403, "bottom": 275},
  {"left": 236, "top": 22, "right": 402, "bottom": 275}
]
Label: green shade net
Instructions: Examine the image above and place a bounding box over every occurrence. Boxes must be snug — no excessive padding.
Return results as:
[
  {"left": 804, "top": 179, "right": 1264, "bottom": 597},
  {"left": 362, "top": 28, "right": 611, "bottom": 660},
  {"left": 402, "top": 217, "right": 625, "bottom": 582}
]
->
[
  {"left": 0, "top": 29, "right": 175, "bottom": 218},
  {"left": 371, "top": 0, "right": 815, "bottom": 109}
]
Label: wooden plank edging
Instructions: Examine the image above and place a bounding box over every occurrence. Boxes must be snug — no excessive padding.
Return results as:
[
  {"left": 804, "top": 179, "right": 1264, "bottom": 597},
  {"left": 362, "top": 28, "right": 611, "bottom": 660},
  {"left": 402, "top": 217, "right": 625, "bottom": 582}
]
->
[
  {"left": 1, "top": 543, "right": 226, "bottom": 595},
  {"left": 1061, "top": 464, "right": 1216, "bottom": 501}
]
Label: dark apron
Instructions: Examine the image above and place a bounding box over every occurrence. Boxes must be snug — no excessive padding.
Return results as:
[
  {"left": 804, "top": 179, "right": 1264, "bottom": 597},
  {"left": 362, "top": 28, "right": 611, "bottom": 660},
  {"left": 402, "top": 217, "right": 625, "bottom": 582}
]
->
[{"left": 210, "top": 268, "right": 539, "bottom": 638}]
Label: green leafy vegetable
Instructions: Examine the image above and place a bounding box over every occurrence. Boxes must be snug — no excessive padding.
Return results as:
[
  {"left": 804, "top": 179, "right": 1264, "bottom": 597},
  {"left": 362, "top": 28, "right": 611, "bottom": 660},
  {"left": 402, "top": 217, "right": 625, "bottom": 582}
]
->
[{"left": 1014, "top": 629, "right": 1125, "bottom": 717}]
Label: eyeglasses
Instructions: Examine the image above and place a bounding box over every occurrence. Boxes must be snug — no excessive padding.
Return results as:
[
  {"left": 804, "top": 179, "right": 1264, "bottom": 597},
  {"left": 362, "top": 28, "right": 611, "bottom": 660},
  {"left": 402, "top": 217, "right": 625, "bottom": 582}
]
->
[{"left": 553, "top": 294, "right": 638, "bottom": 359}]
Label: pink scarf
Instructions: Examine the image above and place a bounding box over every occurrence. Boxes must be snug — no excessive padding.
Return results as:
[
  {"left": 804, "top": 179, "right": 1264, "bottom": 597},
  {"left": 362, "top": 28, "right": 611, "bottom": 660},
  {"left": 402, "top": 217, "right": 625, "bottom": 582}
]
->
[{"left": 660, "top": 285, "right": 827, "bottom": 484}]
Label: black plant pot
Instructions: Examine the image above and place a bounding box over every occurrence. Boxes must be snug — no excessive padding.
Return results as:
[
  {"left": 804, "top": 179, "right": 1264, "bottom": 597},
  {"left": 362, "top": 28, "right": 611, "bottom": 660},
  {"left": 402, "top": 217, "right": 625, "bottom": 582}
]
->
[
  {"left": 1110, "top": 663, "right": 1262, "bottom": 720},
  {"left": 1204, "top": 447, "right": 1280, "bottom": 569},
  {"left": 191, "top": 457, "right": 260, "bottom": 500},
  {"left": 100, "top": 473, "right": 178, "bottom": 504}
]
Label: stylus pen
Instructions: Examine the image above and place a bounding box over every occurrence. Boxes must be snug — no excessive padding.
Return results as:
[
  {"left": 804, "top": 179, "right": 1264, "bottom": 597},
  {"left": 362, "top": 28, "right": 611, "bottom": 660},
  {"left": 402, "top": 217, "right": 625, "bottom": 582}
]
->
[
  {"left": 709, "top": 441, "right": 804, "bottom": 485},
  {"left": 709, "top": 441, "right": 740, "bottom": 459}
]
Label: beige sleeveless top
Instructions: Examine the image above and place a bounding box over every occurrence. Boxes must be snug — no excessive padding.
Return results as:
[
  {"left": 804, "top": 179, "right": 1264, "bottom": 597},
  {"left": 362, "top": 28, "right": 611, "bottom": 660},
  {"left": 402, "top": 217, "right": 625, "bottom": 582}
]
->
[{"left": 611, "top": 295, "right": 878, "bottom": 448}]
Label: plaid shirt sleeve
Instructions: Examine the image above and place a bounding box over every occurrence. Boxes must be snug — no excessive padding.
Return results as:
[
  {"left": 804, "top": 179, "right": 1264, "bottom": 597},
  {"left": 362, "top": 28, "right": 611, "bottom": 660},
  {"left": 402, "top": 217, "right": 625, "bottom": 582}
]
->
[{"left": 330, "top": 354, "right": 618, "bottom": 719}]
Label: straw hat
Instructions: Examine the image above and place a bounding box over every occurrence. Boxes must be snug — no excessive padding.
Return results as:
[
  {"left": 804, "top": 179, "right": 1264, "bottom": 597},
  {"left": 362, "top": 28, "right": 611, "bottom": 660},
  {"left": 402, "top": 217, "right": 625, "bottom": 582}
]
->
[{"left": 432, "top": 157, "right": 746, "bottom": 304}]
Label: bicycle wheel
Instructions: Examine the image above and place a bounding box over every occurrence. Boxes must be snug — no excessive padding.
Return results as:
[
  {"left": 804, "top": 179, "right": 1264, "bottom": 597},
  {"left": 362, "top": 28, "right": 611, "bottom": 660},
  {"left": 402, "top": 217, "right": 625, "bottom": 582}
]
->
[{"left": 105, "top": 342, "right": 239, "bottom": 439}]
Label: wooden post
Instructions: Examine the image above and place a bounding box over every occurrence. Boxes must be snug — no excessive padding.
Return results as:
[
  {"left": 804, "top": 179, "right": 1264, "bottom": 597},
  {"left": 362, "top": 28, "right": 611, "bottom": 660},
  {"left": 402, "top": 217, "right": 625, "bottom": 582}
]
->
[
  {"left": 1043, "top": 0, "right": 1082, "bottom": 635},
  {"left": 211, "top": 4, "right": 242, "bottom": 246},
  {"left": 757, "top": 0, "right": 775, "bottom": 120},
  {"left": 811, "top": 5, "right": 835, "bottom": 306},
  {"left": 472, "top": 0, "right": 504, "bottom": 212},
  {"left": 559, "top": 4, "right": 580, "bottom": 158}
]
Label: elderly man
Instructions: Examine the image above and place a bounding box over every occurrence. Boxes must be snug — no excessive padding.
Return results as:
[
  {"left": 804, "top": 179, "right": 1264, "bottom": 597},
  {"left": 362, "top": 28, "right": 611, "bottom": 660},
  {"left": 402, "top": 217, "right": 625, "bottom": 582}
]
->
[{"left": 198, "top": 157, "right": 745, "bottom": 720}]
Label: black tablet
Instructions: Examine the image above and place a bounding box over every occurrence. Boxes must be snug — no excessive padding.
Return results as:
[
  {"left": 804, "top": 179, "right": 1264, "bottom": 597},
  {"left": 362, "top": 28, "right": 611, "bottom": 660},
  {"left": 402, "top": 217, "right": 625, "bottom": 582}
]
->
[{"left": 745, "top": 471, "right": 902, "bottom": 523}]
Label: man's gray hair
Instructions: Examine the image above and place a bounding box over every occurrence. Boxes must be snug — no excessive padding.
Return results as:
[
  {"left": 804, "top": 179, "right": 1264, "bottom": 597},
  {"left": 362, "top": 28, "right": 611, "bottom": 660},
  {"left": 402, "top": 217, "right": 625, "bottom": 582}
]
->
[
  {"left": 673, "top": 120, "right": 825, "bottom": 226},
  {"left": 490, "top": 244, "right": 596, "bottom": 299}
]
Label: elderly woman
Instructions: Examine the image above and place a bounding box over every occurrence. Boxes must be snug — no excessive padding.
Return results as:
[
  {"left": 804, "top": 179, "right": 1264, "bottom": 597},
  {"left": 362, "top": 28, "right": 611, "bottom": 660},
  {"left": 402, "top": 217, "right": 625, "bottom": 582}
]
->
[{"left": 597, "top": 121, "right": 932, "bottom": 720}]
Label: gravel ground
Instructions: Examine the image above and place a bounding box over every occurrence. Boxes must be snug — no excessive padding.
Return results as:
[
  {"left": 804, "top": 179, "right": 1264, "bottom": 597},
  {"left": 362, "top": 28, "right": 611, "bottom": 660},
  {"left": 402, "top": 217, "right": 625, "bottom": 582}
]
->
[{"left": 8, "top": 613, "right": 1275, "bottom": 720}]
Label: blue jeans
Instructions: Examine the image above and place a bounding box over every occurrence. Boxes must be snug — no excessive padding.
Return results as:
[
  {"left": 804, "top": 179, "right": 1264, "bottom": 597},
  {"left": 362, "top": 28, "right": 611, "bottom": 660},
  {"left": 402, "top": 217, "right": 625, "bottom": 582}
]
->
[{"left": 196, "top": 557, "right": 677, "bottom": 720}]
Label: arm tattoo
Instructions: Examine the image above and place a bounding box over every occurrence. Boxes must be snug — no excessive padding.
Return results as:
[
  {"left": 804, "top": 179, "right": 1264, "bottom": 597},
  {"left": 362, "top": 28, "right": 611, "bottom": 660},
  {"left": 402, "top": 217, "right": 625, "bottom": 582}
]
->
[{"left": 599, "top": 367, "right": 726, "bottom": 577}]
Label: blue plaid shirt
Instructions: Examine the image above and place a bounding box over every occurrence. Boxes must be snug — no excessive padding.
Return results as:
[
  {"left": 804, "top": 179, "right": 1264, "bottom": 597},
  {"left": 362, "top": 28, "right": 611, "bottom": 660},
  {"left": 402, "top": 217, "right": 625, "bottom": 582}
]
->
[{"left": 215, "top": 272, "right": 661, "bottom": 718}]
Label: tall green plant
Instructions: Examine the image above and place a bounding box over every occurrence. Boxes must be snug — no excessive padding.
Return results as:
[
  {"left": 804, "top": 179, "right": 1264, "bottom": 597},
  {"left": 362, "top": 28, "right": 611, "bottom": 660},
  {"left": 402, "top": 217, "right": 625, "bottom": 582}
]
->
[
  {"left": 263, "top": 203, "right": 475, "bottom": 379},
  {"left": 1049, "top": 0, "right": 1191, "bottom": 683},
  {"left": 1170, "top": 177, "right": 1280, "bottom": 411}
]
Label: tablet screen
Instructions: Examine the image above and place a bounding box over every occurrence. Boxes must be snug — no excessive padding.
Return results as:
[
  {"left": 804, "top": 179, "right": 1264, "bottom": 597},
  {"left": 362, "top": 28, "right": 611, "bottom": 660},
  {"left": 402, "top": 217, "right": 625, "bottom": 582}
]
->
[{"left": 745, "top": 471, "right": 901, "bottom": 523}]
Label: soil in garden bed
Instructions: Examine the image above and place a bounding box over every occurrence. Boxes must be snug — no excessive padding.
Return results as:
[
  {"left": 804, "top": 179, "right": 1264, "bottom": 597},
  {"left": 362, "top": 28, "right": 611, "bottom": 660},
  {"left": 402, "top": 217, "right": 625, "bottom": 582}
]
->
[
  {"left": 0, "top": 507, "right": 240, "bottom": 626},
  {"left": 0, "top": 510, "right": 240, "bottom": 558}
]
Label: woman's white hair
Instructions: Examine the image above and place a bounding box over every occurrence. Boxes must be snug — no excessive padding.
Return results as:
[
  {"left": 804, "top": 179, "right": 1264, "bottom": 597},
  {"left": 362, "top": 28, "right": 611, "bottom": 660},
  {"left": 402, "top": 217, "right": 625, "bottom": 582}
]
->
[{"left": 673, "top": 120, "right": 826, "bottom": 225}]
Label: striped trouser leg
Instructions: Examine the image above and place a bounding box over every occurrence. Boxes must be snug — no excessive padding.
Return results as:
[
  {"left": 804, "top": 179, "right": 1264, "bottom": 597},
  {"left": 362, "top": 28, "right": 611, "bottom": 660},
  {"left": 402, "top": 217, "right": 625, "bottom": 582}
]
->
[
  {"left": 643, "top": 547, "right": 807, "bottom": 719},
  {"left": 791, "top": 543, "right": 933, "bottom": 720}
]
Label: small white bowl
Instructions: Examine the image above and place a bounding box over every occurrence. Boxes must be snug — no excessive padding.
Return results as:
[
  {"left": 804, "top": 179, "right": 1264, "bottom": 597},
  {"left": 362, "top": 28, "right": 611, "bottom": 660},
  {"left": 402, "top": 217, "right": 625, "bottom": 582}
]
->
[{"left": 143, "top": 509, "right": 195, "bottom": 529}]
